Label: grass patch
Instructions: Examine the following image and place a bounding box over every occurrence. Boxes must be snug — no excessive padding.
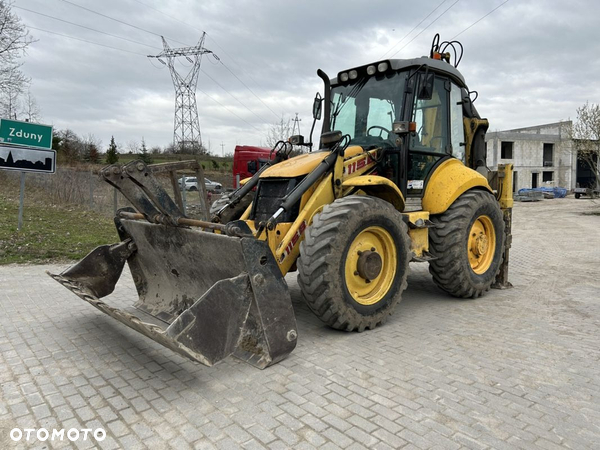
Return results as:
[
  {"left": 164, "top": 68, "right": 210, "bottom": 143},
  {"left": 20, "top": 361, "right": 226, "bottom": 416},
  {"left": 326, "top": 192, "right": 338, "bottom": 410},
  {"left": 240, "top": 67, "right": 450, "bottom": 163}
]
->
[{"left": 0, "top": 195, "right": 118, "bottom": 265}]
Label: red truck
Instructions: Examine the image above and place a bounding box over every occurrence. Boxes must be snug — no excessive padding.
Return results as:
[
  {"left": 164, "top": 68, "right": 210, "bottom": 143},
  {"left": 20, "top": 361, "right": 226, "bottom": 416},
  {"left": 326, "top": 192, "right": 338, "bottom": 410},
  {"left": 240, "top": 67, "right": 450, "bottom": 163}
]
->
[{"left": 232, "top": 145, "right": 274, "bottom": 189}]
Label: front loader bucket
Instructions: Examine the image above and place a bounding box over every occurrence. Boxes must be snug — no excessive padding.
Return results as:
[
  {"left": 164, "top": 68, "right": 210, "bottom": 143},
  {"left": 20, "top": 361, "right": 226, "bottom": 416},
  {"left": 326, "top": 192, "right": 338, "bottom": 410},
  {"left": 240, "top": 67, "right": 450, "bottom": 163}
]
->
[{"left": 49, "top": 217, "right": 297, "bottom": 369}]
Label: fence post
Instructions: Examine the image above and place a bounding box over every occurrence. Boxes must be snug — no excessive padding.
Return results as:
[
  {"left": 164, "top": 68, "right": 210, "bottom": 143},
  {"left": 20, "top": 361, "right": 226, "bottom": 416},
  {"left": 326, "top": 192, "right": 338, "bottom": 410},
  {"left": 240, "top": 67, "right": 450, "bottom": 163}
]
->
[
  {"left": 17, "top": 172, "right": 26, "bottom": 231},
  {"left": 194, "top": 164, "right": 210, "bottom": 221},
  {"left": 89, "top": 170, "right": 94, "bottom": 209},
  {"left": 113, "top": 187, "right": 118, "bottom": 215}
]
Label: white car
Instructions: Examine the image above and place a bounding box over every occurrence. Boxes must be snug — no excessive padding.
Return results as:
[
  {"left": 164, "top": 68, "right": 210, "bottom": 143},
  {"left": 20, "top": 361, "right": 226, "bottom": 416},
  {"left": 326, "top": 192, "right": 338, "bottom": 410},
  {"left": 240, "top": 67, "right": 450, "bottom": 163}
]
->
[{"left": 178, "top": 176, "right": 222, "bottom": 193}]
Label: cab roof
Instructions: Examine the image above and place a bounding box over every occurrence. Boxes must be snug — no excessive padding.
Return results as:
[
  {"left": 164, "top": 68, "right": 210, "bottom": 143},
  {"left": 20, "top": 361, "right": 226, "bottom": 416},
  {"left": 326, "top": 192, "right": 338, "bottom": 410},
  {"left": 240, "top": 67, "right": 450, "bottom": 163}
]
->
[{"left": 331, "top": 57, "right": 466, "bottom": 88}]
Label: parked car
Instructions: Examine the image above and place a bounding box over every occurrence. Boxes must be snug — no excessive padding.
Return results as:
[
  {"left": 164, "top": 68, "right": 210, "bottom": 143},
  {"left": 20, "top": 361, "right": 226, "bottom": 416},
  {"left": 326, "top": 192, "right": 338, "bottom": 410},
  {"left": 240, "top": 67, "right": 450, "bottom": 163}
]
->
[{"left": 178, "top": 176, "right": 223, "bottom": 193}]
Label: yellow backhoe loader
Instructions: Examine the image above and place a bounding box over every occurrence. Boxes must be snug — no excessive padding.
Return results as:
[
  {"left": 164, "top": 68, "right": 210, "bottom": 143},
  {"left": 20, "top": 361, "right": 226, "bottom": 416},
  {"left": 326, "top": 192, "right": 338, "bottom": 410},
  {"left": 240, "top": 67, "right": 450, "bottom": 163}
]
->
[{"left": 50, "top": 35, "right": 513, "bottom": 369}]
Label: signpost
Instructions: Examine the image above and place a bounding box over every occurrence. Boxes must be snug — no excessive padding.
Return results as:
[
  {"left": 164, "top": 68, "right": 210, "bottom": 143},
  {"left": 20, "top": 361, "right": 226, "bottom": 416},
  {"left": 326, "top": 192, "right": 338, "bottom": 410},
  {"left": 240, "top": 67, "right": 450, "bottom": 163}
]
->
[
  {"left": 0, "top": 118, "right": 53, "bottom": 150},
  {"left": 0, "top": 118, "right": 55, "bottom": 231}
]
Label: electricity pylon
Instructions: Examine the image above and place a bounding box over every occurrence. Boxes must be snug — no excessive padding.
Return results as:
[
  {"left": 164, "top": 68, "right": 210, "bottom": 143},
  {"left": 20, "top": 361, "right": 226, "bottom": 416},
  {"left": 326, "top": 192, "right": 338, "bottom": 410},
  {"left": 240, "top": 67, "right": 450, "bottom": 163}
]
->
[{"left": 148, "top": 33, "right": 212, "bottom": 153}]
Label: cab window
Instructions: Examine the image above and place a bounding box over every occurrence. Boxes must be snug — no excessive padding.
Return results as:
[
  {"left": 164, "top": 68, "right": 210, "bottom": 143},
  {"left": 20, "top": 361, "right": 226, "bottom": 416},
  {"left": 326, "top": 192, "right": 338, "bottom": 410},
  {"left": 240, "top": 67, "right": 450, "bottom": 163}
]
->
[{"left": 411, "top": 77, "right": 449, "bottom": 153}]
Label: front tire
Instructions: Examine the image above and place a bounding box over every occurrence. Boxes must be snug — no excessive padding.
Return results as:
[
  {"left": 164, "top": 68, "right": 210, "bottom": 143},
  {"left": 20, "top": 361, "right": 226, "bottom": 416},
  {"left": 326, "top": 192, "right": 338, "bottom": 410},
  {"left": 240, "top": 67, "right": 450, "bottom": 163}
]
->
[
  {"left": 428, "top": 190, "right": 505, "bottom": 298},
  {"left": 297, "top": 196, "right": 411, "bottom": 332}
]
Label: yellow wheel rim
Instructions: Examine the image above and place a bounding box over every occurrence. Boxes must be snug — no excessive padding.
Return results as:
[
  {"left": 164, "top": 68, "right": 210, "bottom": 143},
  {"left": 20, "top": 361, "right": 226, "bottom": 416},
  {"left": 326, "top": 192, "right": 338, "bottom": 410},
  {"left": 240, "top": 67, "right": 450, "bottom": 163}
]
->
[
  {"left": 467, "top": 215, "right": 496, "bottom": 274},
  {"left": 344, "top": 226, "right": 397, "bottom": 306}
]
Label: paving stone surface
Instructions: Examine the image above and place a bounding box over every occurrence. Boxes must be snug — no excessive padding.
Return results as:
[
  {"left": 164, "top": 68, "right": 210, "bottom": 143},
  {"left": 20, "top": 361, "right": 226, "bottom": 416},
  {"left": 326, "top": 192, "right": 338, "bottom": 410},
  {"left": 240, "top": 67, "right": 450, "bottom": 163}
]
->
[{"left": 1, "top": 198, "right": 599, "bottom": 449}]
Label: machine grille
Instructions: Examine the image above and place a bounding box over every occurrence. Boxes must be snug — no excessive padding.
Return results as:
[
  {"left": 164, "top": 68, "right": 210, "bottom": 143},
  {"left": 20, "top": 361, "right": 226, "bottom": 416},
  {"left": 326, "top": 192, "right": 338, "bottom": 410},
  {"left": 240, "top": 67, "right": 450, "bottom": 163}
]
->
[{"left": 252, "top": 178, "right": 301, "bottom": 223}]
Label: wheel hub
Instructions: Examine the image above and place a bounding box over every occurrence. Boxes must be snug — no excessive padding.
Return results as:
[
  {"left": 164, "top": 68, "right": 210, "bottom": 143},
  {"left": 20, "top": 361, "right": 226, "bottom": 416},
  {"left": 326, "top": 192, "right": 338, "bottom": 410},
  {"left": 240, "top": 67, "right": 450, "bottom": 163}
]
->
[
  {"left": 473, "top": 234, "right": 489, "bottom": 257},
  {"left": 344, "top": 226, "right": 398, "bottom": 306},
  {"left": 356, "top": 250, "right": 382, "bottom": 281},
  {"left": 467, "top": 215, "right": 496, "bottom": 274}
]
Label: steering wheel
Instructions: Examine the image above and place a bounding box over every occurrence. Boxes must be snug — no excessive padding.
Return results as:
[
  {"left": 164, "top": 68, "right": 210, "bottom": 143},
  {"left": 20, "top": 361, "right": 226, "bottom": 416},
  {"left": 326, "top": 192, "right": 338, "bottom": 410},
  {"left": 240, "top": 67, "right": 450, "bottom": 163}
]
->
[{"left": 367, "top": 125, "right": 391, "bottom": 139}]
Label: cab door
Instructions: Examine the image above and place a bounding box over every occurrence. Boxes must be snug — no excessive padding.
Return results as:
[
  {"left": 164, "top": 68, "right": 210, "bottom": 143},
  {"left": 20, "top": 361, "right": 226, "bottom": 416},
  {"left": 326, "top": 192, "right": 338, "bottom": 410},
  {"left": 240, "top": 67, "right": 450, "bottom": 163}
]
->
[{"left": 406, "top": 75, "right": 468, "bottom": 199}]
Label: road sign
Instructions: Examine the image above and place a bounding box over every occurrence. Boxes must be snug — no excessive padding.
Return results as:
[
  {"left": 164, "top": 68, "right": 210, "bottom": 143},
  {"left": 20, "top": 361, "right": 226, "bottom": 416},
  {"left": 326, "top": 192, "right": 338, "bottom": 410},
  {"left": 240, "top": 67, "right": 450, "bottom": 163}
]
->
[
  {"left": 0, "top": 118, "right": 53, "bottom": 150},
  {"left": 0, "top": 144, "right": 56, "bottom": 174}
]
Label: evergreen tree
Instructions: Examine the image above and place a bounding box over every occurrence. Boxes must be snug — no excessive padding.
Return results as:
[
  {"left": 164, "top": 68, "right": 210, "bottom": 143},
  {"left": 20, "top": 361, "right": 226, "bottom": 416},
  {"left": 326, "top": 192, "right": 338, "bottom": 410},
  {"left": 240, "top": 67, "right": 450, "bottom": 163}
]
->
[
  {"left": 106, "top": 136, "right": 119, "bottom": 164},
  {"left": 138, "top": 137, "right": 153, "bottom": 164}
]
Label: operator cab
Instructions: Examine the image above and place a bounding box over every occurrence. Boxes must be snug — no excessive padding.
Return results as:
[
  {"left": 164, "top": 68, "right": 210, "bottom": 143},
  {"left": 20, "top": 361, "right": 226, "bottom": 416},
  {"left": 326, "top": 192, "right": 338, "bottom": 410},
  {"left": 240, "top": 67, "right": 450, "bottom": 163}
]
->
[{"left": 324, "top": 54, "right": 481, "bottom": 200}]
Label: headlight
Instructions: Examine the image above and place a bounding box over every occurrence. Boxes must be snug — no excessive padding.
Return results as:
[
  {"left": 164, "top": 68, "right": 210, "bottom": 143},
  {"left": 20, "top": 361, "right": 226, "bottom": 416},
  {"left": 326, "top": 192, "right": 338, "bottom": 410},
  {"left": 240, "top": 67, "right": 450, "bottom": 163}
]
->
[
  {"left": 349, "top": 70, "right": 358, "bottom": 80},
  {"left": 366, "top": 65, "right": 376, "bottom": 75},
  {"left": 378, "top": 62, "right": 389, "bottom": 72},
  {"left": 339, "top": 72, "right": 349, "bottom": 82}
]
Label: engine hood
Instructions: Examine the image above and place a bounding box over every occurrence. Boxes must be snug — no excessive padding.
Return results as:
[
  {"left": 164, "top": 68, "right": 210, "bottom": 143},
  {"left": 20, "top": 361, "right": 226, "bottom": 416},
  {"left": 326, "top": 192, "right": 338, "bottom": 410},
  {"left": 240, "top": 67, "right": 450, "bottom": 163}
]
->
[
  {"left": 260, "top": 146, "right": 366, "bottom": 178},
  {"left": 260, "top": 151, "right": 328, "bottom": 178}
]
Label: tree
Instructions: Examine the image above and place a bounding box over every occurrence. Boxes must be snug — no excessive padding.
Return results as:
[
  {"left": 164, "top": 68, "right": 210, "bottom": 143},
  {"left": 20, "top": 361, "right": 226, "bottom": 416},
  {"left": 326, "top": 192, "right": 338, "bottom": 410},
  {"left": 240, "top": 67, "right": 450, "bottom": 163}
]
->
[
  {"left": 570, "top": 102, "right": 600, "bottom": 189},
  {"left": 0, "top": 66, "right": 26, "bottom": 118},
  {"left": 126, "top": 140, "right": 139, "bottom": 155},
  {"left": 21, "top": 89, "right": 41, "bottom": 122},
  {"left": 54, "top": 129, "right": 83, "bottom": 164},
  {"left": 265, "top": 116, "right": 292, "bottom": 148},
  {"left": 0, "top": 2, "right": 33, "bottom": 115},
  {"left": 138, "top": 137, "right": 153, "bottom": 164},
  {"left": 81, "top": 133, "right": 101, "bottom": 163},
  {"left": 106, "top": 136, "right": 119, "bottom": 164}
]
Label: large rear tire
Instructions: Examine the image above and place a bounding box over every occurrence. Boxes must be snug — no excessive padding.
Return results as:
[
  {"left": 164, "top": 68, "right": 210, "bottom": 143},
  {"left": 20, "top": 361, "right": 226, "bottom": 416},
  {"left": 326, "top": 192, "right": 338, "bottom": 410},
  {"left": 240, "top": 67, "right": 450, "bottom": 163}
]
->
[
  {"left": 297, "top": 196, "right": 411, "bottom": 332},
  {"left": 428, "top": 190, "right": 504, "bottom": 298}
]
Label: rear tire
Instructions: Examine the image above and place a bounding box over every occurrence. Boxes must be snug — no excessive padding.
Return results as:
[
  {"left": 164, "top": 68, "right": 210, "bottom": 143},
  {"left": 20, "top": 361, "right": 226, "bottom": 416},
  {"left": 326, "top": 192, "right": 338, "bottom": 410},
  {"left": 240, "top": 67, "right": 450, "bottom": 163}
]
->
[
  {"left": 297, "top": 196, "right": 411, "bottom": 331},
  {"left": 575, "top": 193, "right": 581, "bottom": 199},
  {"left": 428, "top": 190, "right": 504, "bottom": 298}
]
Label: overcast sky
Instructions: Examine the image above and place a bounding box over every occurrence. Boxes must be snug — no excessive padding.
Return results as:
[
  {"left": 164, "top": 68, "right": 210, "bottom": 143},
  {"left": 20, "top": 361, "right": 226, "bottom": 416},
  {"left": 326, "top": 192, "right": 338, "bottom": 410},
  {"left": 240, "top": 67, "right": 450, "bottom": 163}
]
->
[{"left": 11, "top": 0, "right": 600, "bottom": 156}]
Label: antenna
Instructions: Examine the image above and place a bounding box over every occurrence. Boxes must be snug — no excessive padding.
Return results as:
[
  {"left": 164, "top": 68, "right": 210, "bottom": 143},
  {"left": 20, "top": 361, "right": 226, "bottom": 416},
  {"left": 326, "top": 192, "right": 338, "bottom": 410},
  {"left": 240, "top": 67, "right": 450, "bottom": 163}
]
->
[{"left": 148, "top": 33, "right": 213, "bottom": 153}]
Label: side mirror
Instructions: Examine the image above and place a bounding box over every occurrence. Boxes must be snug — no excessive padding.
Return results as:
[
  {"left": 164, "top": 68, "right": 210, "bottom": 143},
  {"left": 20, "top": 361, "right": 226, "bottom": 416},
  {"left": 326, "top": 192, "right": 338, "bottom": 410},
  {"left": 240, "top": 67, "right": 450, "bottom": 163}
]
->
[
  {"left": 289, "top": 135, "right": 305, "bottom": 146},
  {"left": 312, "top": 92, "right": 322, "bottom": 120},
  {"left": 417, "top": 73, "right": 435, "bottom": 100}
]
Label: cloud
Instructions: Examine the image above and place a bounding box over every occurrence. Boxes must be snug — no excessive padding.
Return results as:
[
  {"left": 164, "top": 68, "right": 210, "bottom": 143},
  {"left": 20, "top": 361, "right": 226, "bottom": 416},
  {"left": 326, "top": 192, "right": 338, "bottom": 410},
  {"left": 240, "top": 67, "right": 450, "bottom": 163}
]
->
[{"left": 11, "top": 0, "right": 600, "bottom": 155}]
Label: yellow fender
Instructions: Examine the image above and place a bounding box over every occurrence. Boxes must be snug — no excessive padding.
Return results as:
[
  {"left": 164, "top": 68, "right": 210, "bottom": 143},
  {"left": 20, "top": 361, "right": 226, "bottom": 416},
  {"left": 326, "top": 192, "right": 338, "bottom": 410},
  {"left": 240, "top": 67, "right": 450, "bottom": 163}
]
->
[
  {"left": 422, "top": 158, "right": 492, "bottom": 215},
  {"left": 342, "top": 175, "right": 405, "bottom": 211}
]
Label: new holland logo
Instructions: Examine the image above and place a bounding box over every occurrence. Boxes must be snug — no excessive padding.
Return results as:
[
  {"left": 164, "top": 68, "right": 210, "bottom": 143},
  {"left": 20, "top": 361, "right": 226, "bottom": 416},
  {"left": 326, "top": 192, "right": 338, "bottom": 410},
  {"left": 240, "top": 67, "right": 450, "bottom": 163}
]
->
[{"left": 279, "top": 221, "right": 307, "bottom": 263}]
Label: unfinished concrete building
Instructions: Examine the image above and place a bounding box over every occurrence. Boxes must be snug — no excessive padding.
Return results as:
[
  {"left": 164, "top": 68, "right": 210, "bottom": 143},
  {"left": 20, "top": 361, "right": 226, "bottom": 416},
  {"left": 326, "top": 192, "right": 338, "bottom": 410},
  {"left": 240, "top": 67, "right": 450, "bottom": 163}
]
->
[{"left": 485, "top": 121, "right": 575, "bottom": 192}]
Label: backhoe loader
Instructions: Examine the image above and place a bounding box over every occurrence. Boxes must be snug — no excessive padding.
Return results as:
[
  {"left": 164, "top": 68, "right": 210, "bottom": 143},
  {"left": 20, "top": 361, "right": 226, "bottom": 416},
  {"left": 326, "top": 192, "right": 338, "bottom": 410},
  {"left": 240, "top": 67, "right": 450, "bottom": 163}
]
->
[{"left": 50, "top": 35, "right": 513, "bottom": 369}]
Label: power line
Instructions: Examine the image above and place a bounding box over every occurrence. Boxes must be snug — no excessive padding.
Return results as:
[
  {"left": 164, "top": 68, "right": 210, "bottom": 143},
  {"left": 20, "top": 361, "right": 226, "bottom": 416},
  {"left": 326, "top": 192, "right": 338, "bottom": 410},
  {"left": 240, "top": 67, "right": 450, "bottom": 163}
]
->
[
  {"left": 15, "top": 6, "right": 161, "bottom": 51},
  {"left": 389, "top": 0, "right": 461, "bottom": 58},
  {"left": 200, "top": 68, "right": 269, "bottom": 124},
  {"left": 203, "top": 33, "right": 265, "bottom": 91},
  {"left": 380, "top": 0, "right": 449, "bottom": 59},
  {"left": 129, "top": 1, "right": 268, "bottom": 101},
  {"left": 451, "top": 0, "right": 510, "bottom": 39},
  {"left": 26, "top": 25, "right": 148, "bottom": 56},
  {"left": 197, "top": 87, "right": 262, "bottom": 133},
  {"left": 56, "top": 0, "right": 190, "bottom": 47},
  {"left": 130, "top": 0, "right": 205, "bottom": 34},
  {"left": 217, "top": 57, "right": 280, "bottom": 120}
]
